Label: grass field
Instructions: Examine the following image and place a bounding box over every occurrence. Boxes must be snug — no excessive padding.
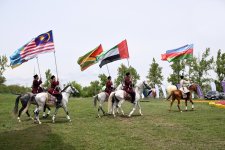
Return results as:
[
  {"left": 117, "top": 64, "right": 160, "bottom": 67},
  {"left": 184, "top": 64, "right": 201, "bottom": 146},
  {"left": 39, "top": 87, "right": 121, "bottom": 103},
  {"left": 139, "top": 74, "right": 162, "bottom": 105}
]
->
[{"left": 1, "top": 93, "right": 225, "bottom": 150}]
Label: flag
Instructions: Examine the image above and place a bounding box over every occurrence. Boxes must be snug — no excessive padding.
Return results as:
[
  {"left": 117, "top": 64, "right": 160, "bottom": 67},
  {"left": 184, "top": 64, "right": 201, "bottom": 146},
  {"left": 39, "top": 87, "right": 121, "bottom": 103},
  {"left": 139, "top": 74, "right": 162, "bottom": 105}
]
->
[
  {"left": 98, "top": 40, "right": 129, "bottom": 68},
  {"left": 10, "top": 30, "right": 55, "bottom": 68},
  {"left": 161, "top": 44, "right": 193, "bottom": 62},
  {"left": 77, "top": 44, "right": 103, "bottom": 71}
]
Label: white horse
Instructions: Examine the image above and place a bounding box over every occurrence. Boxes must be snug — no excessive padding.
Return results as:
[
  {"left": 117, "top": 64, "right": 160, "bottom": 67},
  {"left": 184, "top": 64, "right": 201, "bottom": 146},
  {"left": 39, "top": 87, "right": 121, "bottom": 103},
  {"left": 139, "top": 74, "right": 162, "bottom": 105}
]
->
[
  {"left": 22, "top": 84, "right": 79, "bottom": 124},
  {"left": 93, "top": 84, "right": 123, "bottom": 118},
  {"left": 108, "top": 81, "right": 151, "bottom": 117}
]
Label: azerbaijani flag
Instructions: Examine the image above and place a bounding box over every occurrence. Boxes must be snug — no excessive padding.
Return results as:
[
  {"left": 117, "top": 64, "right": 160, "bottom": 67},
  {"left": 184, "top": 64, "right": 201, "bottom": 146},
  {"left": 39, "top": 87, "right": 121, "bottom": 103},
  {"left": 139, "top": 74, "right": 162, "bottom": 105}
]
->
[
  {"left": 77, "top": 44, "right": 103, "bottom": 71},
  {"left": 98, "top": 40, "right": 129, "bottom": 68},
  {"left": 161, "top": 44, "right": 193, "bottom": 62}
]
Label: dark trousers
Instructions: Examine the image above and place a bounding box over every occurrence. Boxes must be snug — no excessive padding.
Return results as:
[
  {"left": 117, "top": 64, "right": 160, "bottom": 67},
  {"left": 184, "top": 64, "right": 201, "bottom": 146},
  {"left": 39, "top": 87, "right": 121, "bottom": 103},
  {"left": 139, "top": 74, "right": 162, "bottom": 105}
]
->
[
  {"left": 128, "top": 91, "right": 136, "bottom": 103},
  {"left": 53, "top": 94, "right": 62, "bottom": 103}
]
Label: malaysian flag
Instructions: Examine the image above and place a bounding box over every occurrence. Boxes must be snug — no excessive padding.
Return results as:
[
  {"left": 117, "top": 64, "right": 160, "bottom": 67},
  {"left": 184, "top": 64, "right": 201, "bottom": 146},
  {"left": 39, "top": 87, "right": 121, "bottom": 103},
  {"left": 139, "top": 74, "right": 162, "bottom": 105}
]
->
[{"left": 10, "top": 30, "right": 55, "bottom": 68}]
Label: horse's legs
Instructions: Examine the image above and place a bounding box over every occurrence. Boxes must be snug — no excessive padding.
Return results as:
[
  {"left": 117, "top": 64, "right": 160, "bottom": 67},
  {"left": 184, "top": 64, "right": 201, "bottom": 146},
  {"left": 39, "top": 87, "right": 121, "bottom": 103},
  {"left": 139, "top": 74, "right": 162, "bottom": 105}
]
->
[
  {"left": 34, "top": 106, "right": 43, "bottom": 124},
  {"left": 18, "top": 106, "right": 25, "bottom": 122},
  {"left": 112, "top": 102, "right": 117, "bottom": 117},
  {"left": 128, "top": 103, "right": 137, "bottom": 117},
  {"left": 97, "top": 101, "right": 105, "bottom": 118},
  {"left": 137, "top": 101, "right": 143, "bottom": 116},
  {"left": 52, "top": 107, "right": 59, "bottom": 123},
  {"left": 185, "top": 100, "right": 188, "bottom": 111},
  {"left": 170, "top": 99, "right": 175, "bottom": 111},
  {"left": 190, "top": 99, "right": 194, "bottom": 110},
  {"left": 177, "top": 99, "right": 182, "bottom": 112},
  {"left": 117, "top": 100, "right": 125, "bottom": 116},
  {"left": 62, "top": 106, "right": 71, "bottom": 122},
  {"left": 43, "top": 105, "right": 51, "bottom": 118}
]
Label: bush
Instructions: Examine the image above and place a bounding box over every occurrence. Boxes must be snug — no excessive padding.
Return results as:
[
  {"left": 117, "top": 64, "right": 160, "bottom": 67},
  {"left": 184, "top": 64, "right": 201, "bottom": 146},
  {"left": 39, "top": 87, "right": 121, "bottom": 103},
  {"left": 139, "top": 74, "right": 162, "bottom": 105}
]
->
[{"left": 0, "top": 84, "right": 30, "bottom": 94}]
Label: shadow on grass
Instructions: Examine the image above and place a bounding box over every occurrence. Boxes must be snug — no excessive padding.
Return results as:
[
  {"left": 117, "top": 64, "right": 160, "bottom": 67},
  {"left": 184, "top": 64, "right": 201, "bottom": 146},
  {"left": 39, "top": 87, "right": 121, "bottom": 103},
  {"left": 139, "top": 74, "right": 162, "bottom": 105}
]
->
[{"left": 0, "top": 124, "right": 75, "bottom": 150}]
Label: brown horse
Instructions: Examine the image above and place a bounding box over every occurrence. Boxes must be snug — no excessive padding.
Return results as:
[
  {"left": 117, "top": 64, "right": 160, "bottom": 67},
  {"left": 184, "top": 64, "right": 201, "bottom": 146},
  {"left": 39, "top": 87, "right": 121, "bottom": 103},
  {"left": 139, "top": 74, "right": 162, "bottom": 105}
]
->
[{"left": 166, "top": 84, "right": 198, "bottom": 112}]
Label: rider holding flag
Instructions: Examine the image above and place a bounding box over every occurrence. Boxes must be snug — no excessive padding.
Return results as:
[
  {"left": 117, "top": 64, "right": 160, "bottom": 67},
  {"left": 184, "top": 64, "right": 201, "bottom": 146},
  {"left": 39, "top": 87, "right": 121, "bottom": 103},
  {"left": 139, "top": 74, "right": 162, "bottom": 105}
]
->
[
  {"left": 123, "top": 72, "right": 136, "bottom": 103},
  {"left": 105, "top": 76, "right": 113, "bottom": 95},
  {"left": 179, "top": 75, "right": 190, "bottom": 97},
  {"left": 32, "top": 74, "right": 43, "bottom": 94},
  {"left": 48, "top": 75, "right": 62, "bottom": 107}
]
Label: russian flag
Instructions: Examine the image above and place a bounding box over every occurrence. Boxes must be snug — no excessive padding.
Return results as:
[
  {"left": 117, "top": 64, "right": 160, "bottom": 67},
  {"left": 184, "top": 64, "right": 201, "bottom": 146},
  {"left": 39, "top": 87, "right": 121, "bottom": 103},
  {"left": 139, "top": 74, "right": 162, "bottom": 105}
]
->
[{"left": 161, "top": 44, "right": 193, "bottom": 62}]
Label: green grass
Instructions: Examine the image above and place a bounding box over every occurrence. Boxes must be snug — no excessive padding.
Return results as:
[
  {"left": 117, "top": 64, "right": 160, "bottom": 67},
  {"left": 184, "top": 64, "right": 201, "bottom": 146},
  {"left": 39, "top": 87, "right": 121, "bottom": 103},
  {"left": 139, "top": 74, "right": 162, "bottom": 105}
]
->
[{"left": 1, "top": 93, "right": 225, "bottom": 150}]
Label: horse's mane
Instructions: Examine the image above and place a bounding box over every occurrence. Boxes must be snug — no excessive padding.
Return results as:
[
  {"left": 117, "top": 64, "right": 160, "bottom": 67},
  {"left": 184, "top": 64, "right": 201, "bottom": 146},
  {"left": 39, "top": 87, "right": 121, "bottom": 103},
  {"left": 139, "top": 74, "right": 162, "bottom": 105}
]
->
[{"left": 61, "top": 84, "right": 71, "bottom": 92}]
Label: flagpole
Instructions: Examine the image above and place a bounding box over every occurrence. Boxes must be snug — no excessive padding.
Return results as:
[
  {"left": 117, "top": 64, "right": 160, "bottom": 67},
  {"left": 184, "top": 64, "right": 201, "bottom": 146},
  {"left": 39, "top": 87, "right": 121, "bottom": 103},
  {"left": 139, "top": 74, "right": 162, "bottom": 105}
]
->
[
  {"left": 36, "top": 57, "right": 41, "bottom": 78},
  {"left": 53, "top": 51, "right": 59, "bottom": 79},
  {"left": 106, "top": 64, "right": 110, "bottom": 76},
  {"left": 127, "top": 59, "right": 130, "bottom": 68}
]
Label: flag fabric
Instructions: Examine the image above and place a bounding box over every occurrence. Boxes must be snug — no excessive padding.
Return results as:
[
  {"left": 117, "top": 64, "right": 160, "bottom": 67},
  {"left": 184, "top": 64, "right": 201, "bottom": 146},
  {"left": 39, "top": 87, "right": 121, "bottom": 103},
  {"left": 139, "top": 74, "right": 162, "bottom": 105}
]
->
[
  {"left": 77, "top": 44, "right": 103, "bottom": 71},
  {"left": 161, "top": 44, "right": 193, "bottom": 62},
  {"left": 98, "top": 40, "right": 129, "bottom": 68},
  {"left": 10, "top": 30, "right": 55, "bottom": 68}
]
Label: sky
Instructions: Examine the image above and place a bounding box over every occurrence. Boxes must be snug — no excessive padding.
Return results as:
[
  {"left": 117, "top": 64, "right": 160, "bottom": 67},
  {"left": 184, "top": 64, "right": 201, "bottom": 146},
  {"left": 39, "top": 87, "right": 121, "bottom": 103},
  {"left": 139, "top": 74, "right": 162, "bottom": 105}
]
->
[{"left": 0, "top": 0, "right": 225, "bottom": 87}]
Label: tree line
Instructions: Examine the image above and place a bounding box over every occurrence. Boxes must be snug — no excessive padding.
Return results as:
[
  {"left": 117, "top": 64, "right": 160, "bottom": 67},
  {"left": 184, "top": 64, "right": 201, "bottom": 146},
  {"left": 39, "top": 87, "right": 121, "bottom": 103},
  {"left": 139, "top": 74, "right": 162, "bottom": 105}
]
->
[{"left": 0, "top": 48, "right": 224, "bottom": 96}]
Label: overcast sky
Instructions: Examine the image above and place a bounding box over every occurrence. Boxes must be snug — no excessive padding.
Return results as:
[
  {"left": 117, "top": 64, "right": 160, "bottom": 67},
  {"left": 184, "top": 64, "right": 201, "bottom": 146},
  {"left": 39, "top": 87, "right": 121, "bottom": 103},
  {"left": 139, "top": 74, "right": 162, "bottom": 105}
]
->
[{"left": 1, "top": 0, "right": 225, "bottom": 87}]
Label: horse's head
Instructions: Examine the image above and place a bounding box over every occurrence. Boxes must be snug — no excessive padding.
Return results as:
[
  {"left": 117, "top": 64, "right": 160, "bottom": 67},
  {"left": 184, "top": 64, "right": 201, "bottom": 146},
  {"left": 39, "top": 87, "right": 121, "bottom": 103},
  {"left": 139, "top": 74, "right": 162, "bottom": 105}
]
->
[
  {"left": 188, "top": 83, "right": 198, "bottom": 93},
  {"left": 142, "top": 81, "right": 151, "bottom": 90},
  {"left": 69, "top": 85, "right": 79, "bottom": 95},
  {"left": 63, "top": 84, "right": 79, "bottom": 95}
]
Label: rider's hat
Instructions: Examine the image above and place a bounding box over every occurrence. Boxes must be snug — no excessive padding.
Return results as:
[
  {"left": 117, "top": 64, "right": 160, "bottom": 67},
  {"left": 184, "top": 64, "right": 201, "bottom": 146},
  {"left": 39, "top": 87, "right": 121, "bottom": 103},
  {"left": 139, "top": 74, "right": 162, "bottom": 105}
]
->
[
  {"left": 33, "top": 74, "right": 38, "bottom": 78},
  {"left": 180, "top": 75, "right": 184, "bottom": 79},
  {"left": 126, "top": 72, "right": 130, "bottom": 76},
  {"left": 51, "top": 75, "right": 55, "bottom": 80},
  {"left": 108, "top": 76, "right": 111, "bottom": 80}
]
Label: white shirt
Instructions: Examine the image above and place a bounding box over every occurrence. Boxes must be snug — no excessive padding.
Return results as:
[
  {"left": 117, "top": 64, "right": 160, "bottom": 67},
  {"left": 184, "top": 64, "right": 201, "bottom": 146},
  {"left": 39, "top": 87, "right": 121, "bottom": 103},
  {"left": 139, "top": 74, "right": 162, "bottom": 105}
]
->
[{"left": 180, "top": 79, "right": 190, "bottom": 87}]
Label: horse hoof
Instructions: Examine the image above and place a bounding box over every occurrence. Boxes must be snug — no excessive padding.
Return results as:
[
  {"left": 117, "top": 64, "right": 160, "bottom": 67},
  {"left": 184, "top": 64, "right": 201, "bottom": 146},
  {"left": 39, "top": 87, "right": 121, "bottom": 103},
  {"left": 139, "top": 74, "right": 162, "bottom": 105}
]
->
[
  {"left": 140, "top": 113, "right": 143, "bottom": 116},
  {"left": 180, "top": 111, "right": 183, "bottom": 112},
  {"left": 39, "top": 122, "right": 42, "bottom": 125},
  {"left": 18, "top": 120, "right": 21, "bottom": 123},
  {"left": 69, "top": 120, "right": 72, "bottom": 122}
]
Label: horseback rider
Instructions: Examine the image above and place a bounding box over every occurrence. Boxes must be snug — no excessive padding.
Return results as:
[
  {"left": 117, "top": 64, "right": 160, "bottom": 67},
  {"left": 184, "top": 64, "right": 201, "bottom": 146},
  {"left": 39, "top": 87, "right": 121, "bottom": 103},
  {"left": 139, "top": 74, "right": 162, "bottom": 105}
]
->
[
  {"left": 105, "top": 76, "right": 113, "bottom": 95},
  {"left": 123, "top": 72, "right": 136, "bottom": 103},
  {"left": 48, "top": 75, "right": 62, "bottom": 107},
  {"left": 32, "top": 74, "right": 43, "bottom": 94},
  {"left": 179, "top": 75, "right": 190, "bottom": 97}
]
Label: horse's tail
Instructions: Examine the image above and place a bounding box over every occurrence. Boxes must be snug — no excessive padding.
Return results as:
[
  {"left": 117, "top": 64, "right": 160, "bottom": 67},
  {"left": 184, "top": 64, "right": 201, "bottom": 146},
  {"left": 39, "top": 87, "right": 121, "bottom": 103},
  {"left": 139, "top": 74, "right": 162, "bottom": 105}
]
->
[
  {"left": 13, "top": 95, "right": 21, "bottom": 116},
  {"left": 21, "top": 93, "right": 33, "bottom": 116},
  {"left": 166, "top": 91, "right": 173, "bottom": 101},
  {"left": 93, "top": 95, "right": 98, "bottom": 107},
  {"left": 108, "top": 92, "right": 114, "bottom": 113}
]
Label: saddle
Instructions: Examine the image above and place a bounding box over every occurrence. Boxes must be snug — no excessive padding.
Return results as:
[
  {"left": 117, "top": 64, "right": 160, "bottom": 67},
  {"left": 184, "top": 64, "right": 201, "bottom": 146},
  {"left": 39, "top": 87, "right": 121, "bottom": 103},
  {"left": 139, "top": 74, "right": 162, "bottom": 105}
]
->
[
  {"left": 46, "top": 93, "right": 57, "bottom": 106},
  {"left": 123, "top": 91, "right": 132, "bottom": 102}
]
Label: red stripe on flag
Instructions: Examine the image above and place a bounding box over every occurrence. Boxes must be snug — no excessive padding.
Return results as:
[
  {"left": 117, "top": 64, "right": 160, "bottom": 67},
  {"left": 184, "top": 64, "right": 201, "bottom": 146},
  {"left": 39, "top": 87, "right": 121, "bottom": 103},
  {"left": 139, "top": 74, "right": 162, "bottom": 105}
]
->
[
  {"left": 20, "top": 40, "right": 54, "bottom": 59},
  {"left": 118, "top": 40, "right": 129, "bottom": 59},
  {"left": 161, "top": 49, "right": 193, "bottom": 60}
]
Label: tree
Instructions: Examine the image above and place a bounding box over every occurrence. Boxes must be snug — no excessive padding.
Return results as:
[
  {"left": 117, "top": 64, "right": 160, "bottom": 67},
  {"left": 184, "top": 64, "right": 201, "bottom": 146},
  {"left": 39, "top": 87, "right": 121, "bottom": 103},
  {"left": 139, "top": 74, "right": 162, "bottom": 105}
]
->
[
  {"left": 0, "top": 55, "right": 8, "bottom": 85},
  {"left": 146, "top": 58, "right": 163, "bottom": 86},
  {"left": 167, "top": 60, "right": 185, "bottom": 84},
  {"left": 187, "top": 48, "right": 214, "bottom": 92},
  {"left": 214, "top": 49, "right": 225, "bottom": 91},
  {"left": 43, "top": 69, "right": 52, "bottom": 89},
  {"left": 114, "top": 64, "right": 140, "bottom": 86},
  {"left": 82, "top": 80, "right": 101, "bottom": 97},
  {"left": 70, "top": 81, "right": 82, "bottom": 97},
  {"left": 98, "top": 74, "right": 107, "bottom": 87}
]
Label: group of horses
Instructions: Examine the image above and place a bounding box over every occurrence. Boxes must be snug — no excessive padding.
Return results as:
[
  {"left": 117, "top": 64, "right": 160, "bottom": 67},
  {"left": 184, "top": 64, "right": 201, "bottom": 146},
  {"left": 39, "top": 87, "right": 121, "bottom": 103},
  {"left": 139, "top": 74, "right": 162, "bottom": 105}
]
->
[
  {"left": 13, "top": 85, "right": 79, "bottom": 124},
  {"left": 13, "top": 81, "right": 199, "bottom": 124}
]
